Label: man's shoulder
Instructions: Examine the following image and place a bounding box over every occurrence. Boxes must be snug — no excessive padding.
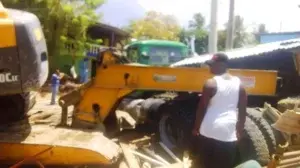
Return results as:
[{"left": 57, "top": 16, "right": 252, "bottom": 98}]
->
[{"left": 204, "top": 78, "right": 217, "bottom": 88}]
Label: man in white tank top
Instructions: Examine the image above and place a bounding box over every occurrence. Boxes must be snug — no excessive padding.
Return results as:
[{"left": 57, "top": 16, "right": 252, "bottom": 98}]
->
[{"left": 192, "top": 53, "right": 247, "bottom": 168}]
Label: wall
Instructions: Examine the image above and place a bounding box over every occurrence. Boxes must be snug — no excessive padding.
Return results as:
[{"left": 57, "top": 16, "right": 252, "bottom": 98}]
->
[{"left": 260, "top": 32, "right": 300, "bottom": 44}]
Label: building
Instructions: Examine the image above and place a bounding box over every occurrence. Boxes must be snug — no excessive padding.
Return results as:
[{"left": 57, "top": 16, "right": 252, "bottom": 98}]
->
[
  {"left": 54, "top": 23, "right": 129, "bottom": 82},
  {"left": 259, "top": 31, "right": 300, "bottom": 44}
]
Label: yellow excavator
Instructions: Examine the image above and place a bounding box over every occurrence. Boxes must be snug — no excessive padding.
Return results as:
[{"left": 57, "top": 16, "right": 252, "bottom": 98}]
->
[{"left": 0, "top": 2, "right": 299, "bottom": 168}]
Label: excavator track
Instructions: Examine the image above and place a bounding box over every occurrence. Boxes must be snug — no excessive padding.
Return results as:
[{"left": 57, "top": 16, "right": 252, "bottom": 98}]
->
[{"left": 0, "top": 92, "right": 35, "bottom": 124}]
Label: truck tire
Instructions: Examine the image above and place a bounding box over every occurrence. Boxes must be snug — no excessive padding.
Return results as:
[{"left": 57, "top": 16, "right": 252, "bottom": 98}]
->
[
  {"left": 159, "top": 114, "right": 176, "bottom": 150},
  {"left": 263, "top": 115, "right": 287, "bottom": 146},
  {"left": 0, "top": 92, "right": 35, "bottom": 124},
  {"left": 246, "top": 108, "right": 276, "bottom": 155},
  {"left": 159, "top": 110, "right": 193, "bottom": 152},
  {"left": 238, "top": 117, "right": 270, "bottom": 166}
]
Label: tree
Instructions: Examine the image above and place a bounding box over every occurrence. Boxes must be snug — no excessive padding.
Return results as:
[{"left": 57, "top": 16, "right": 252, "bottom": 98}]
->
[
  {"left": 180, "top": 13, "right": 208, "bottom": 55},
  {"left": 218, "top": 15, "right": 256, "bottom": 51},
  {"left": 258, "top": 24, "right": 268, "bottom": 34},
  {"left": 2, "top": 0, "right": 104, "bottom": 68},
  {"left": 188, "top": 13, "right": 205, "bottom": 30},
  {"left": 217, "top": 30, "right": 227, "bottom": 51},
  {"left": 254, "top": 23, "right": 268, "bottom": 42},
  {"left": 232, "top": 15, "right": 248, "bottom": 48},
  {"left": 128, "top": 11, "right": 181, "bottom": 41}
]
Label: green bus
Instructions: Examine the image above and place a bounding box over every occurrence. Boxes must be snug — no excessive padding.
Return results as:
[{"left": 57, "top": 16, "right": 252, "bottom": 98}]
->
[{"left": 125, "top": 40, "right": 189, "bottom": 66}]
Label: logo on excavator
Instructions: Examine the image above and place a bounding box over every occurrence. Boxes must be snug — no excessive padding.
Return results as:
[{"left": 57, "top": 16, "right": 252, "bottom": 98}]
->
[
  {"left": 153, "top": 74, "right": 177, "bottom": 82},
  {"left": 0, "top": 73, "right": 18, "bottom": 83}
]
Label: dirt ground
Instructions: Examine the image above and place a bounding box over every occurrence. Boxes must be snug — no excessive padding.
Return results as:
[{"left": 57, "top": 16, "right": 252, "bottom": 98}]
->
[{"left": 0, "top": 93, "right": 191, "bottom": 168}]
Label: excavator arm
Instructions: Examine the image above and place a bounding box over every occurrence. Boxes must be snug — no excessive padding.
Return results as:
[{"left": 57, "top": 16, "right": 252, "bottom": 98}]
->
[{"left": 59, "top": 49, "right": 278, "bottom": 128}]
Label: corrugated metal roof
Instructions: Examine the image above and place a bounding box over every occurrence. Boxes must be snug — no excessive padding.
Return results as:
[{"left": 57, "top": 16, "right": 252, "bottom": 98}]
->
[{"left": 171, "top": 38, "right": 300, "bottom": 67}]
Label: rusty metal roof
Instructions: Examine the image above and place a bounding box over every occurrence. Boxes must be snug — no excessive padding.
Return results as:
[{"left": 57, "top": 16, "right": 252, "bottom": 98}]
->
[{"left": 171, "top": 38, "right": 300, "bottom": 67}]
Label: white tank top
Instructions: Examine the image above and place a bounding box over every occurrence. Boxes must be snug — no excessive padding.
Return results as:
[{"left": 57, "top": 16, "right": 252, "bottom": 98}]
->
[{"left": 199, "top": 74, "right": 241, "bottom": 142}]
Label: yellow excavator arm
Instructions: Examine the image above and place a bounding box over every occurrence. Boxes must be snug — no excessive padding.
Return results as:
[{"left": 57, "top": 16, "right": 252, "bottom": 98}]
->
[{"left": 59, "top": 49, "right": 278, "bottom": 128}]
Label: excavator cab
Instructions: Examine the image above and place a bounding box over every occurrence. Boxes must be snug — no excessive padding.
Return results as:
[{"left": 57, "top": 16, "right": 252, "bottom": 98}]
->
[
  {"left": 0, "top": 4, "right": 48, "bottom": 95},
  {"left": 0, "top": 3, "right": 48, "bottom": 122}
]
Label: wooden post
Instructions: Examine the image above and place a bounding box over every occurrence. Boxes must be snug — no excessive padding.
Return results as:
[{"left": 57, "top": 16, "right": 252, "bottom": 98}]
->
[{"left": 60, "top": 106, "right": 68, "bottom": 126}]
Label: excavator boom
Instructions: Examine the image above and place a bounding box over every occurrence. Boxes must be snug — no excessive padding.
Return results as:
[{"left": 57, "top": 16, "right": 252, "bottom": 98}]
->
[{"left": 61, "top": 49, "right": 278, "bottom": 128}]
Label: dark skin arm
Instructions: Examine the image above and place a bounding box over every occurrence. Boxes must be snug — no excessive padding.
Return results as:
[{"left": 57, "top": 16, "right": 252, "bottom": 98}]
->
[
  {"left": 236, "top": 85, "right": 247, "bottom": 140},
  {"left": 192, "top": 79, "right": 216, "bottom": 136}
]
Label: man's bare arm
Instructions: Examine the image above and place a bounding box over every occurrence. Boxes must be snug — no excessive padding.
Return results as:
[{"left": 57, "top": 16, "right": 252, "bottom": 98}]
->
[
  {"left": 193, "top": 79, "right": 216, "bottom": 132},
  {"left": 236, "top": 85, "right": 247, "bottom": 138}
]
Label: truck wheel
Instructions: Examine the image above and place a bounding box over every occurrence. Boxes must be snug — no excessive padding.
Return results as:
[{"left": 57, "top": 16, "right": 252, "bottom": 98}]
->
[
  {"left": 263, "top": 115, "right": 287, "bottom": 146},
  {"left": 159, "top": 111, "right": 192, "bottom": 152},
  {"left": 238, "top": 117, "right": 270, "bottom": 166},
  {"left": 159, "top": 114, "right": 177, "bottom": 150},
  {"left": 246, "top": 108, "right": 276, "bottom": 155}
]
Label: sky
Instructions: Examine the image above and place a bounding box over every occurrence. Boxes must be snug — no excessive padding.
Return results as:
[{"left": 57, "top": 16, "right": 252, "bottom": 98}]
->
[
  {"left": 137, "top": 0, "right": 300, "bottom": 32},
  {"left": 98, "top": 0, "right": 300, "bottom": 32}
]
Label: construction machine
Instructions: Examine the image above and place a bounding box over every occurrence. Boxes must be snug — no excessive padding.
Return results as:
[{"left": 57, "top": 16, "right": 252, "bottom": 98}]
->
[
  {"left": 57, "top": 48, "right": 279, "bottom": 166},
  {"left": 0, "top": 3, "right": 299, "bottom": 168},
  {"left": 0, "top": 47, "right": 280, "bottom": 167},
  {"left": 0, "top": 2, "right": 48, "bottom": 123},
  {"left": 0, "top": 46, "right": 299, "bottom": 167}
]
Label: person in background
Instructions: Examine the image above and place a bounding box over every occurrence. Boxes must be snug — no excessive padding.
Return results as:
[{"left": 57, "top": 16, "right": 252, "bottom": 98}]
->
[
  {"left": 50, "top": 69, "right": 62, "bottom": 105},
  {"left": 192, "top": 53, "right": 247, "bottom": 168}
]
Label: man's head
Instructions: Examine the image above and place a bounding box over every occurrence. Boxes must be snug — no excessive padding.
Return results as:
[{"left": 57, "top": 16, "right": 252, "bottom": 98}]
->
[
  {"left": 205, "top": 53, "right": 229, "bottom": 75},
  {"left": 55, "top": 69, "right": 60, "bottom": 75}
]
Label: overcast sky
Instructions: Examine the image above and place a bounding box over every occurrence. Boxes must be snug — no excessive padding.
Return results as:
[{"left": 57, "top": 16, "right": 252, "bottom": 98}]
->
[{"left": 99, "top": 0, "right": 300, "bottom": 32}]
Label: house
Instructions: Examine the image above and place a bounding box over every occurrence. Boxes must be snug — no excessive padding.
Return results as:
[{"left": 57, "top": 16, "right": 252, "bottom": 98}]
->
[
  {"left": 54, "top": 23, "right": 129, "bottom": 82},
  {"left": 259, "top": 31, "right": 300, "bottom": 44}
]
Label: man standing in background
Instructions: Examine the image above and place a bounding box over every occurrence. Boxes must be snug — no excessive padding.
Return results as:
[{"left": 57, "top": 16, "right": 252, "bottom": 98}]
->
[
  {"left": 50, "top": 69, "right": 61, "bottom": 105},
  {"left": 192, "top": 53, "right": 247, "bottom": 168}
]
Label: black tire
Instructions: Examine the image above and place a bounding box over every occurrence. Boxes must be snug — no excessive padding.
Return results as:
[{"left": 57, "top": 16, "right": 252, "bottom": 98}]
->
[
  {"left": 246, "top": 108, "right": 276, "bottom": 155},
  {"left": 238, "top": 117, "right": 270, "bottom": 166},
  {"left": 140, "top": 98, "right": 165, "bottom": 120},
  {"left": 159, "top": 114, "right": 176, "bottom": 150},
  {"left": 263, "top": 114, "right": 287, "bottom": 146},
  {"left": 159, "top": 113, "right": 192, "bottom": 151},
  {"left": 0, "top": 92, "right": 35, "bottom": 124}
]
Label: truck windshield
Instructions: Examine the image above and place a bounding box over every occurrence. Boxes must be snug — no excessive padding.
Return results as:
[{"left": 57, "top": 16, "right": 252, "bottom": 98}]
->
[{"left": 148, "top": 46, "right": 184, "bottom": 65}]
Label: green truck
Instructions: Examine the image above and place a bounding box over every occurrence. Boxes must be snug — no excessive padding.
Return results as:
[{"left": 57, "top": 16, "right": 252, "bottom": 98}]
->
[{"left": 125, "top": 39, "right": 189, "bottom": 66}]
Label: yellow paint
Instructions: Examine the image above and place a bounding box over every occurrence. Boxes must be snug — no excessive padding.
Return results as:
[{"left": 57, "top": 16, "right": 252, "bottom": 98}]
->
[
  {"left": 0, "top": 2, "right": 9, "bottom": 19},
  {"left": 75, "top": 50, "right": 278, "bottom": 123},
  {"left": 0, "top": 4, "right": 16, "bottom": 48},
  {"left": 34, "top": 27, "right": 43, "bottom": 41},
  {"left": 0, "top": 19, "right": 16, "bottom": 48},
  {"left": 76, "top": 88, "right": 132, "bottom": 123},
  {"left": 0, "top": 143, "right": 111, "bottom": 165}
]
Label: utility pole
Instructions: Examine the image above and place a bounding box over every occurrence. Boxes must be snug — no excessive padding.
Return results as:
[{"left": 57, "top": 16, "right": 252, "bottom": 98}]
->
[
  {"left": 225, "top": 0, "right": 235, "bottom": 50},
  {"left": 208, "top": 0, "right": 218, "bottom": 53}
]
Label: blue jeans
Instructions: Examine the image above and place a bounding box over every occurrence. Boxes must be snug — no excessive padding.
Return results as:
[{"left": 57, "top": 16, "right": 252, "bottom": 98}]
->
[{"left": 51, "top": 85, "right": 59, "bottom": 104}]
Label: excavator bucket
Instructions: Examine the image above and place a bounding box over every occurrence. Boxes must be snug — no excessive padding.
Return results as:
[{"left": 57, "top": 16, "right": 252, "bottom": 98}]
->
[{"left": 0, "top": 94, "right": 121, "bottom": 166}]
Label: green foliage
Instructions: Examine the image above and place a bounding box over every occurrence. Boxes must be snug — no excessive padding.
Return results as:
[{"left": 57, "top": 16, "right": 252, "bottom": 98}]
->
[
  {"left": 232, "top": 16, "right": 248, "bottom": 48},
  {"left": 258, "top": 24, "right": 268, "bottom": 34},
  {"left": 188, "top": 13, "right": 205, "bottom": 30},
  {"left": 180, "top": 13, "right": 257, "bottom": 54},
  {"left": 128, "top": 11, "right": 181, "bottom": 41},
  {"left": 2, "top": 0, "right": 104, "bottom": 60},
  {"left": 180, "top": 13, "right": 208, "bottom": 55},
  {"left": 217, "top": 30, "right": 227, "bottom": 51},
  {"left": 254, "top": 23, "right": 268, "bottom": 42}
]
